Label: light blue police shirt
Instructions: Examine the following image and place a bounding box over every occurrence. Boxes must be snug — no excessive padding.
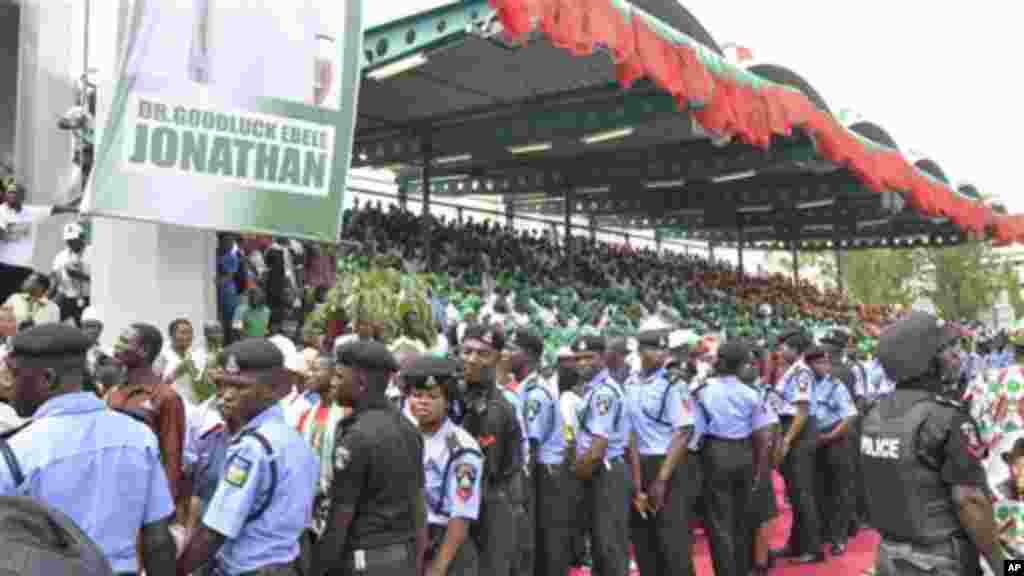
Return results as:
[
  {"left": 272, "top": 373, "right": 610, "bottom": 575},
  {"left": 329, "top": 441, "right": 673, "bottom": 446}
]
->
[
  {"left": 851, "top": 360, "right": 870, "bottom": 400},
  {"left": 813, "top": 376, "right": 857, "bottom": 432},
  {"left": 423, "top": 419, "right": 483, "bottom": 526},
  {"left": 203, "top": 404, "right": 318, "bottom": 575},
  {"left": 690, "top": 375, "right": 773, "bottom": 440},
  {"left": 576, "top": 370, "right": 629, "bottom": 460},
  {"left": 778, "top": 361, "right": 815, "bottom": 417},
  {"left": 627, "top": 368, "right": 689, "bottom": 455},
  {"left": 524, "top": 374, "right": 566, "bottom": 465},
  {"left": 0, "top": 392, "right": 175, "bottom": 573}
]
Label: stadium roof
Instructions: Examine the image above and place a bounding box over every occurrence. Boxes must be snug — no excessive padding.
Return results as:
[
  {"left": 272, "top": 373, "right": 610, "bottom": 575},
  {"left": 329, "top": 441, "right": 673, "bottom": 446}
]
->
[{"left": 353, "top": 0, "right": 1021, "bottom": 251}]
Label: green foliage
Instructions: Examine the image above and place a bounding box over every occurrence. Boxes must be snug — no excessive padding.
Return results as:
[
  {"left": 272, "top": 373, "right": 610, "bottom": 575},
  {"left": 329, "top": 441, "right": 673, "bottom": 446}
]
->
[
  {"left": 1004, "top": 263, "right": 1024, "bottom": 320},
  {"left": 840, "top": 250, "right": 920, "bottom": 309},
  {"left": 916, "top": 241, "right": 1003, "bottom": 322}
]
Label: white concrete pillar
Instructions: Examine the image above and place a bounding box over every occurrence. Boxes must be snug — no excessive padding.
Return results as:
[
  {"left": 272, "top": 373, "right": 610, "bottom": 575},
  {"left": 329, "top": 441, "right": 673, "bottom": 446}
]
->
[{"left": 87, "top": 0, "right": 216, "bottom": 350}]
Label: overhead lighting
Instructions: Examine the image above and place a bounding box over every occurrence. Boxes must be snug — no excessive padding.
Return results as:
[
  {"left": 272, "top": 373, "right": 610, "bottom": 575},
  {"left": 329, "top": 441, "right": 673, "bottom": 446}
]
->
[
  {"left": 577, "top": 186, "right": 609, "bottom": 195},
  {"left": 367, "top": 53, "right": 428, "bottom": 81},
  {"left": 581, "top": 127, "right": 634, "bottom": 145},
  {"left": 712, "top": 170, "right": 757, "bottom": 184},
  {"left": 803, "top": 224, "right": 834, "bottom": 232},
  {"left": 796, "top": 198, "right": 835, "bottom": 210},
  {"left": 434, "top": 153, "right": 472, "bottom": 165},
  {"left": 507, "top": 142, "right": 552, "bottom": 155},
  {"left": 745, "top": 225, "right": 775, "bottom": 234},
  {"left": 737, "top": 204, "right": 773, "bottom": 214},
  {"left": 857, "top": 219, "right": 889, "bottom": 228},
  {"left": 645, "top": 179, "right": 685, "bottom": 189}
]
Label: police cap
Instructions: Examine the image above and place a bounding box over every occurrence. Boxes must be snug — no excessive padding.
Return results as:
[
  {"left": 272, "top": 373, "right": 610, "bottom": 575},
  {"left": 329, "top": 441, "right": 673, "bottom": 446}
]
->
[
  {"left": 10, "top": 324, "right": 92, "bottom": 369},
  {"left": 336, "top": 340, "right": 400, "bottom": 372},
  {"left": 508, "top": 328, "right": 544, "bottom": 358},
  {"left": 222, "top": 338, "right": 284, "bottom": 375},
  {"left": 402, "top": 355, "right": 460, "bottom": 394},
  {"left": 636, "top": 329, "right": 671, "bottom": 350},
  {"left": 0, "top": 496, "right": 113, "bottom": 576},
  {"left": 878, "top": 311, "right": 958, "bottom": 383},
  {"left": 573, "top": 335, "right": 606, "bottom": 354}
]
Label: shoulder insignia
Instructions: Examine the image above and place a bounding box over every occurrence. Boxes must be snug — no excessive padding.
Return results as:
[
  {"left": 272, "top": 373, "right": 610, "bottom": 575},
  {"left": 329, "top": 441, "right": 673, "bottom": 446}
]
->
[
  {"left": 596, "top": 395, "right": 612, "bottom": 416},
  {"left": 446, "top": 432, "right": 463, "bottom": 453},
  {"left": 454, "top": 461, "right": 477, "bottom": 502},
  {"left": 224, "top": 455, "right": 253, "bottom": 487}
]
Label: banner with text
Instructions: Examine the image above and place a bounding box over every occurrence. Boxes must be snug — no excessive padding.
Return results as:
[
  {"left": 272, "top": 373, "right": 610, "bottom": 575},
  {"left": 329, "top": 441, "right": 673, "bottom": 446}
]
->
[{"left": 84, "top": 1, "right": 362, "bottom": 242}]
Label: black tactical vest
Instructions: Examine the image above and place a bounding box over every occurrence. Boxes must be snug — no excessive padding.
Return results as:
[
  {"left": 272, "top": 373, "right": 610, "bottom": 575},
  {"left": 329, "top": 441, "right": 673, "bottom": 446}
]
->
[{"left": 860, "top": 390, "right": 963, "bottom": 544}]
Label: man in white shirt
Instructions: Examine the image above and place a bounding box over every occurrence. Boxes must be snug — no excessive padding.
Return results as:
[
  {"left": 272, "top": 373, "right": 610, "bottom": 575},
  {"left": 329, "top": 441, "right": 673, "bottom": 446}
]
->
[
  {"left": 51, "top": 222, "right": 92, "bottom": 326},
  {"left": 3, "top": 273, "right": 60, "bottom": 328},
  {"left": 0, "top": 183, "right": 79, "bottom": 303}
]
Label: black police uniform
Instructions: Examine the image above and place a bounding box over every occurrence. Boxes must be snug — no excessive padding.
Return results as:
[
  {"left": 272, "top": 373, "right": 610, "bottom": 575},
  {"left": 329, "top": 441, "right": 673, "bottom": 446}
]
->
[
  {"left": 402, "top": 355, "right": 480, "bottom": 576},
  {"left": 0, "top": 496, "right": 114, "bottom": 576},
  {"left": 861, "top": 312, "right": 987, "bottom": 575},
  {"left": 318, "top": 341, "right": 423, "bottom": 576}
]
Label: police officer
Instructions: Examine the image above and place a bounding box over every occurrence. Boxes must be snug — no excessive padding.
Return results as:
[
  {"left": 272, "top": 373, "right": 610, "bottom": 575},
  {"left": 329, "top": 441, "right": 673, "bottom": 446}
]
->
[
  {"left": 626, "top": 329, "right": 694, "bottom": 576},
  {"left": 808, "top": 346, "right": 857, "bottom": 556},
  {"left": 862, "top": 312, "right": 1006, "bottom": 575},
  {"left": 573, "top": 334, "right": 630, "bottom": 576},
  {"left": 0, "top": 496, "right": 114, "bottom": 576},
  {"left": 517, "top": 329, "right": 570, "bottom": 576},
  {"left": 459, "top": 324, "right": 524, "bottom": 576},
  {"left": 772, "top": 328, "right": 825, "bottom": 564},
  {"left": 743, "top": 344, "right": 783, "bottom": 576},
  {"left": 691, "top": 340, "right": 774, "bottom": 576},
  {"left": 177, "top": 338, "right": 318, "bottom": 576},
  {"left": 0, "top": 323, "right": 177, "bottom": 576},
  {"left": 313, "top": 340, "right": 425, "bottom": 576},
  {"left": 404, "top": 355, "right": 483, "bottom": 576}
]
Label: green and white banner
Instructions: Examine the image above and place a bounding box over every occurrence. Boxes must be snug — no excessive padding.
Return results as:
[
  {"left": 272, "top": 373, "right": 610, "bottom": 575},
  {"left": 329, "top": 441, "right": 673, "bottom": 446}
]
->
[{"left": 84, "top": 0, "right": 363, "bottom": 243}]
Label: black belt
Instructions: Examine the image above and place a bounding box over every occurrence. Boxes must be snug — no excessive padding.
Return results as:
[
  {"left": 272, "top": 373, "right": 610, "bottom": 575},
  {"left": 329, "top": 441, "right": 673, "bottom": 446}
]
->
[
  {"left": 210, "top": 563, "right": 296, "bottom": 576},
  {"left": 704, "top": 435, "right": 751, "bottom": 443}
]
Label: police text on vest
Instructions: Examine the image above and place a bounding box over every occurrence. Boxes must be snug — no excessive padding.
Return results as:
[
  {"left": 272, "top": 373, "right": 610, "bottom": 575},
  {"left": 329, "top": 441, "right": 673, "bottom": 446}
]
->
[{"left": 861, "top": 436, "right": 900, "bottom": 459}]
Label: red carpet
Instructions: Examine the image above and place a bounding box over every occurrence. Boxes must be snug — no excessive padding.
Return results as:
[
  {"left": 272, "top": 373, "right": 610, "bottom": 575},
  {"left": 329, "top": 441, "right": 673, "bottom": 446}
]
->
[{"left": 571, "top": 473, "right": 878, "bottom": 575}]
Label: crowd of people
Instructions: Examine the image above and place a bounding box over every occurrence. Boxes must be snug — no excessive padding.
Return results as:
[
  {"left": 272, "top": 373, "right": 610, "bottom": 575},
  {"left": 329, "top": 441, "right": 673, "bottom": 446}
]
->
[{"left": 0, "top": 196, "right": 1019, "bottom": 576}]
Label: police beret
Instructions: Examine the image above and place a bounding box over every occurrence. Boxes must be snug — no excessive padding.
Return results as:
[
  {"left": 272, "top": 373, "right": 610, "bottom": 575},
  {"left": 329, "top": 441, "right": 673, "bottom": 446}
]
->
[
  {"left": 402, "top": 354, "right": 460, "bottom": 380},
  {"left": 10, "top": 324, "right": 92, "bottom": 367},
  {"left": 878, "top": 311, "right": 959, "bottom": 383},
  {"left": 462, "top": 323, "right": 505, "bottom": 351},
  {"left": 222, "top": 339, "right": 284, "bottom": 374},
  {"left": 336, "top": 340, "right": 400, "bottom": 372},
  {"left": 0, "top": 496, "right": 113, "bottom": 576},
  {"left": 508, "top": 328, "right": 544, "bottom": 358},
  {"left": 717, "top": 340, "right": 751, "bottom": 368},
  {"left": 636, "top": 329, "right": 671, "bottom": 350},
  {"left": 573, "top": 335, "right": 606, "bottom": 354}
]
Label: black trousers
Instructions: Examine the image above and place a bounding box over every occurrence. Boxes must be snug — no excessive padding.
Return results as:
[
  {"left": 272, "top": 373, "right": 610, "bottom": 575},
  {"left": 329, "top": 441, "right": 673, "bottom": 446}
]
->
[
  {"left": 701, "top": 437, "right": 755, "bottom": 576},
  {"left": 780, "top": 415, "right": 823, "bottom": 557},
  {"left": 472, "top": 480, "right": 521, "bottom": 576},
  {"left": 583, "top": 457, "right": 629, "bottom": 576},
  {"left": 56, "top": 294, "right": 88, "bottom": 326},
  {"left": 533, "top": 461, "right": 572, "bottom": 576},
  {"left": 630, "top": 454, "right": 696, "bottom": 576},
  {"left": 517, "top": 468, "right": 535, "bottom": 576},
  {"left": 0, "top": 263, "right": 32, "bottom": 304},
  {"left": 427, "top": 524, "right": 479, "bottom": 576},
  {"left": 334, "top": 542, "right": 416, "bottom": 576},
  {"left": 815, "top": 432, "right": 854, "bottom": 546},
  {"left": 850, "top": 417, "right": 871, "bottom": 527}
]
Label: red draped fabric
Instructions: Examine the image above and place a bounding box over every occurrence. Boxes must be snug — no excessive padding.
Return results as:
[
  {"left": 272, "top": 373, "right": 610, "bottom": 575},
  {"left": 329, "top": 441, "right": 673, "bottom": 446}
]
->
[{"left": 489, "top": 0, "right": 1024, "bottom": 244}]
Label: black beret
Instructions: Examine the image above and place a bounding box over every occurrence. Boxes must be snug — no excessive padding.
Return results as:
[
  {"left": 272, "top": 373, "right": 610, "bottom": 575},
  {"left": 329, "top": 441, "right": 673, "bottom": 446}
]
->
[
  {"left": 573, "top": 335, "right": 606, "bottom": 354},
  {"left": 336, "top": 340, "right": 400, "bottom": 372},
  {"left": 402, "top": 355, "right": 460, "bottom": 391},
  {"left": 804, "top": 346, "right": 829, "bottom": 363},
  {"left": 0, "top": 496, "right": 113, "bottom": 576},
  {"left": 717, "top": 340, "right": 751, "bottom": 367},
  {"left": 508, "top": 328, "right": 544, "bottom": 358},
  {"left": 222, "top": 339, "right": 284, "bottom": 374},
  {"left": 878, "top": 311, "right": 959, "bottom": 384},
  {"left": 10, "top": 324, "right": 92, "bottom": 368},
  {"left": 462, "top": 323, "right": 504, "bottom": 351},
  {"left": 636, "top": 329, "right": 671, "bottom": 350}
]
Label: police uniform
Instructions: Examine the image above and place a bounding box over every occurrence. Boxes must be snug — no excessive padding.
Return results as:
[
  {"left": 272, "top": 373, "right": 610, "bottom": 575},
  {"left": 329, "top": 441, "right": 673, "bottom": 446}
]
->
[
  {"left": 775, "top": 331, "right": 824, "bottom": 561},
  {"left": 0, "top": 324, "right": 176, "bottom": 575},
  {"left": 200, "top": 339, "right": 318, "bottom": 576},
  {"left": 574, "top": 335, "right": 631, "bottom": 576},
  {"left": 691, "top": 341, "right": 774, "bottom": 576},
  {"left": 862, "top": 312, "right": 987, "bottom": 575},
  {"left": 810, "top": 348, "right": 858, "bottom": 554},
  {"left": 848, "top": 349, "right": 873, "bottom": 530},
  {"left": 627, "top": 330, "right": 695, "bottom": 576},
  {"left": 519, "top": 331, "right": 570, "bottom": 576},
  {"left": 403, "top": 356, "right": 483, "bottom": 576},
  {"left": 316, "top": 341, "right": 423, "bottom": 576}
]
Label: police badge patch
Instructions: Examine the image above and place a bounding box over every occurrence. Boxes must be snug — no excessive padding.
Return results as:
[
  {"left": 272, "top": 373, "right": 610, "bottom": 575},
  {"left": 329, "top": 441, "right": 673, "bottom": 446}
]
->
[
  {"left": 334, "top": 445, "right": 352, "bottom": 471},
  {"left": 454, "top": 462, "right": 476, "bottom": 502},
  {"left": 596, "top": 396, "right": 611, "bottom": 416},
  {"left": 224, "top": 455, "right": 252, "bottom": 487},
  {"left": 225, "top": 355, "right": 240, "bottom": 374},
  {"left": 526, "top": 399, "right": 541, "bottom": 420}
]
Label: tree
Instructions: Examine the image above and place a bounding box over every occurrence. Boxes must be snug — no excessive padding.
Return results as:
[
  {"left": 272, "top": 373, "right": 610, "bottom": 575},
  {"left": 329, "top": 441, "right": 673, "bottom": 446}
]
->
[
  {"left": 916, "top": 241, "right": 1003, "bottom": 322},
  {"left": 1002, "top": 262, "right": 1024, "bottom": 320},
  {"left": 839, "top": 250, "right": 921, "bottom": 309}
]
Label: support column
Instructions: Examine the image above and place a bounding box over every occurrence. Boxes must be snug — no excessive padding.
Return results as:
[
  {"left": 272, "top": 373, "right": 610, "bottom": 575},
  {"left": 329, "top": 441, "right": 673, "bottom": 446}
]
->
[
  {"left": 564, "top": 187, "right": 575, "bottom": 283},
  {"left": 505, "top": 198, "right": 515, "bottom": 230},
  {"left": 737, "top": 233, "right": 745, "bottom": 279},
  {"left": 457, "top": 206, "right": 464, "bottom": 225},
  {"left": 589, "top": 216, "right": 597, "bottom": 242},
  {"left": 708, "top": 241, "right": 715, "bottom": 263},
  {"left": 421, "top": 133, "right": 433, "bottom": 271},
  {"left": 835, "top": 248, "right": 844, "bottom": 292},
  {"left": 791, "top": 240, "right": 799, "bottom": 285}
]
